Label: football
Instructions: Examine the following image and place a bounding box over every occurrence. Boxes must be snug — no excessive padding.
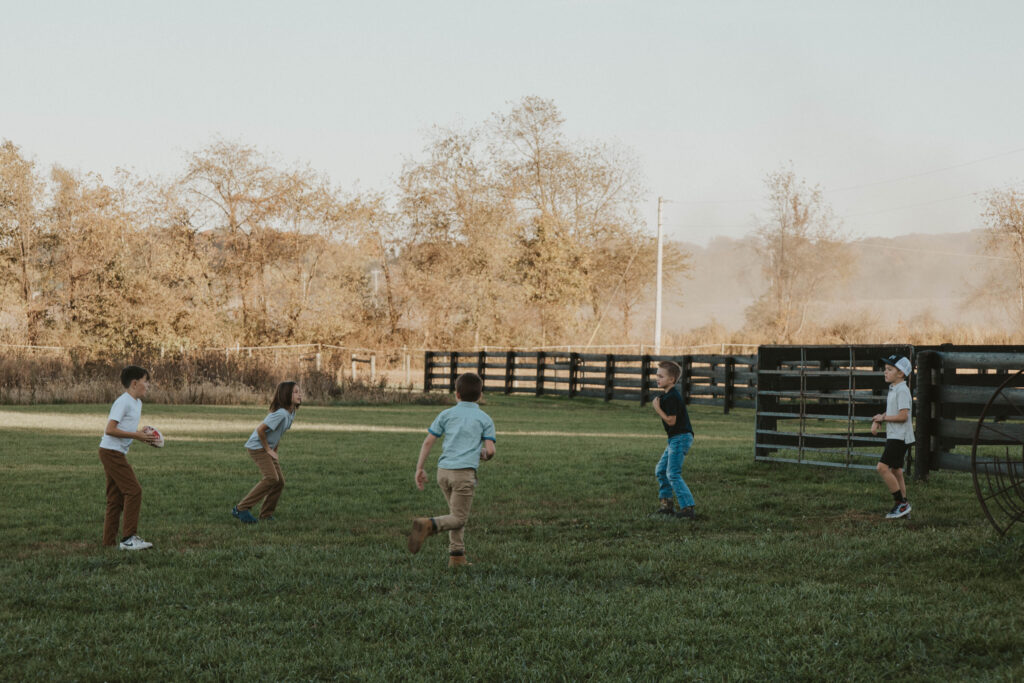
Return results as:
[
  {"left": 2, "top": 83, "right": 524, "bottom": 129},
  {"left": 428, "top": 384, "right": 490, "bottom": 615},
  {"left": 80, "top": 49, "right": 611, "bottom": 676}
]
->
[{"left": 142, "top": 425, "right": 165, "bottom": 448}]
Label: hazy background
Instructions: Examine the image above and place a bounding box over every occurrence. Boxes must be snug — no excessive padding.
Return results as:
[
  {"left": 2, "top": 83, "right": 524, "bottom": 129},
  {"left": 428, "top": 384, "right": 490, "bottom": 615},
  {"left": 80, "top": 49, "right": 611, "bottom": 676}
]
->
[{"left": 4, "top": 1, "right": 1023, "bottom": 336}]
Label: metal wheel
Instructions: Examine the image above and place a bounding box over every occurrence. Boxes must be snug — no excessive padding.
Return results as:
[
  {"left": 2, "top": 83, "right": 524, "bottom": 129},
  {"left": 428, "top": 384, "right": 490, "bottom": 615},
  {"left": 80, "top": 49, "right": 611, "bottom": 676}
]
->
[{"left": 971, "top": 369, "right": 1024, "bottom": 535}]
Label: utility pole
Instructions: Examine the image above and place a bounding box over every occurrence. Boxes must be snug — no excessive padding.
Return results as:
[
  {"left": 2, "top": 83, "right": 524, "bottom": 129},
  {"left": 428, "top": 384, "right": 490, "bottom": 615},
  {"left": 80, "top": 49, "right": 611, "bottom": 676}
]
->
[{"left": 655, "top": 196, "right": 664, "bottom": 355}]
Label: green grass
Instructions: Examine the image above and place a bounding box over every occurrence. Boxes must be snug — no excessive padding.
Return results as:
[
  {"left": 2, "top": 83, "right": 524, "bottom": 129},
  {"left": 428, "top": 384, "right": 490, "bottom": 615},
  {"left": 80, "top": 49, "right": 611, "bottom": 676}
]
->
[{"left": 1, "top": 396, "right": 1022, "bottom": 681}]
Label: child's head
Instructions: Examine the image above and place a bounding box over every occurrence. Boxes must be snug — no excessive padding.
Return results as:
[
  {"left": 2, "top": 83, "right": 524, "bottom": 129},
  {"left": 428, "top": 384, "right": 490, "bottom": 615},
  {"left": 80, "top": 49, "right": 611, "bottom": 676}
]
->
[
  {"left": 455, "top": 372, "right": 483, "bottom": 402},
  {"left": 120, "top": 365, "right": 150, "bottom": 397},
  {"left": 270, "top": 380, "right": 302, "bottom": 412},
  {"left": 881, "top": 355, "right": 912, "bottom": 384},
  {"left": 656, "top": 361, "right": 681, "bottom": 389}
]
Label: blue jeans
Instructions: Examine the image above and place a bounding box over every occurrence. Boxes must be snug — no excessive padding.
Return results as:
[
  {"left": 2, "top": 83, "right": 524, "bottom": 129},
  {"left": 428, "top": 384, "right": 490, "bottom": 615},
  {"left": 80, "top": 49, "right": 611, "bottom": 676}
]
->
[{"left": 655, "top": 433, "right": 695, "bottom": 508}]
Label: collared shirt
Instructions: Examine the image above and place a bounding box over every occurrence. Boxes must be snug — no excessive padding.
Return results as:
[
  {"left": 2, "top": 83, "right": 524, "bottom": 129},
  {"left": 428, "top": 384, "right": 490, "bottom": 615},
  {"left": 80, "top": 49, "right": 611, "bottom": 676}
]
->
[
  {"left": 428, "top": 401, "right": 497, "bottom": 470},
  {"left": 885, "top": 381, "right": 915, "bottom": 444},
  {"left": 245, "top": 408, "right": 296, "bottom": 450},
  {"left": 99, "top": 392, "right": 143, "bottom": 454}
]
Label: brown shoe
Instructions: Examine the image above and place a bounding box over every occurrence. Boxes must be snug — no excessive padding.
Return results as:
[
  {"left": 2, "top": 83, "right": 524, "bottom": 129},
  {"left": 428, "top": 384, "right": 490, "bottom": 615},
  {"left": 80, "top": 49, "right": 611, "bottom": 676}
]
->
[
  {"left": 408, "top": 517, "right": 435, "bottom": 554},
  {"left": 448, "top": 553, "right": 471, "bottom": 568},
  {"left": 657, "top": 498, "right": 674, "bottom": 515}
]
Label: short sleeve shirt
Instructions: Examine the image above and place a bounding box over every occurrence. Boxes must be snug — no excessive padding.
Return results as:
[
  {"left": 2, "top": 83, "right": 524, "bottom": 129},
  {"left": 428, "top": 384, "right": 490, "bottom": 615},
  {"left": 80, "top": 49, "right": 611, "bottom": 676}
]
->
[
  {"left": 659, "top": 386, "right": 693, "bottom": 437},
  {"left": 245, "top": 408, "right": 296, "bottom": 450},
  {"left": 428, "top": 402, "right": 497, "bottom": 470},
  {"left": 885, "top": 381, "right": 914, "bottom": 444},
  {"left": 99, "top": 392, "right": 143, "bottom": 454}
]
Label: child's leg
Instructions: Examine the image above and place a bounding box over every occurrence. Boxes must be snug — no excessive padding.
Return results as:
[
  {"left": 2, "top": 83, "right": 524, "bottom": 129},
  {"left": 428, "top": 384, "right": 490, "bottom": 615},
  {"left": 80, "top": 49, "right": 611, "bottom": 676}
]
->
[
  {"left": 876, "top": 462, "right": 900, "bottom": 492},
  {"left": 433, "top": 468, "right": 476, "bottom": 554},
  {"left": 237, "top": 449, "right": 280, "bottom": 512},
  {"left": 666, "top": 433, "right": 695, "bottom": 508},
  {"left": 654, "top": 446, "right": 674, "bottom": 500},
  {"left": 99, "top": 448, "right": 142, "bottom": 541},
  {"left": 259, "top": 460, "right": 285, "bottom": 518},
  {"left": 102, "top": 471, "right": 124, "bottom": 546},
  {"left": 893, "top": 468, "right": 907, "bottom": 499}
]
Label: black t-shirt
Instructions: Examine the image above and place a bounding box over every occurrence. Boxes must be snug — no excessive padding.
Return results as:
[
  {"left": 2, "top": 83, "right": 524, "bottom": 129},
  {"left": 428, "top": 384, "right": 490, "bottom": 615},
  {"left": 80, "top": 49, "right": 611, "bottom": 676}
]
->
[{"left": 659, "top": 386, "right": 693, "bottom": 437}]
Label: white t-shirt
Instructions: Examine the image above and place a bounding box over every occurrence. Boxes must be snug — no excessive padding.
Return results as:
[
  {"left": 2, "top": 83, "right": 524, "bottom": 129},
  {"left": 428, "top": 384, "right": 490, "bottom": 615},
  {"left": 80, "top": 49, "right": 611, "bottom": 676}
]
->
[
  {"left": 99, "top": 392, "right": 143, "bottom": 454},
  {"left": 885, "top": 381, "right": 915, "bottom": 444}
]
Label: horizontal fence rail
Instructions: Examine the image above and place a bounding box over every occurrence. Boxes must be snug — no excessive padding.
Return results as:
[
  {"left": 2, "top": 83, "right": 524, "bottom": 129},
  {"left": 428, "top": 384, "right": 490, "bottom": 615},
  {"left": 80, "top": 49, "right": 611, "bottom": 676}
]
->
[
  {"left": 423, "top": 351, "right": 756, "bottom": 412},
  {"left": 754, "top": 344, "right": 912, "bottom": 470}
]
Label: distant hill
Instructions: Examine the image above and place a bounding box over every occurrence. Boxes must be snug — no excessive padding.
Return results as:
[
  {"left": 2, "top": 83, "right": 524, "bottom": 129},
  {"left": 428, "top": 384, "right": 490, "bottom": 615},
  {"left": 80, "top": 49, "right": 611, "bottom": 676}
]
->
[{"left": 664, "top": 230, "right": 1010, "bottom": 333}]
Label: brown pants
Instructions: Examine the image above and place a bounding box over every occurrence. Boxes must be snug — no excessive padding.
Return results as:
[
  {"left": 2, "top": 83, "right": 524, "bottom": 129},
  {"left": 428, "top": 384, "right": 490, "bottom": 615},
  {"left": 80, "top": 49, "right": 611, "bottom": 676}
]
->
[
  {"left": 237, "top": 448, "right": 284, "bottom": 518},
  {"left": 434, "top": 468, "right": 476, "bottom": 554},
  {"left": 98, "top": 448, "right": 142, "bottom": 546}
]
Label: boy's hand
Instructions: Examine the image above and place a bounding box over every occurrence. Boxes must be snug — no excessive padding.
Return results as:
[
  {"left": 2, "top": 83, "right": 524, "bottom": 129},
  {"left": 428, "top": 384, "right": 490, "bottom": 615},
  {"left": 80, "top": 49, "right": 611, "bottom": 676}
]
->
[
  {"left": 871, "top": 421, "right": 879, "bottom": 436},
  {"left": 135, "top": 430, "right": 158, "bottom": 444},
  {"left": 415, "top": 467, "right": 428, "bottom": 490},
  {"left": 652, "top": 396, "right": 660, "bottom": 410},
  {"left": 267, "top": 447, "right": 279, "bottom": 461}
]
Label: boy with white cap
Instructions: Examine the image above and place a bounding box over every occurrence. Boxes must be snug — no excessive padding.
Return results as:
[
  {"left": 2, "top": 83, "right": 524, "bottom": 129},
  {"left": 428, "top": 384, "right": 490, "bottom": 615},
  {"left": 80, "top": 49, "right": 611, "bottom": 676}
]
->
[{"left": 872, "top": 355, "right": 914, "bottom": 519}]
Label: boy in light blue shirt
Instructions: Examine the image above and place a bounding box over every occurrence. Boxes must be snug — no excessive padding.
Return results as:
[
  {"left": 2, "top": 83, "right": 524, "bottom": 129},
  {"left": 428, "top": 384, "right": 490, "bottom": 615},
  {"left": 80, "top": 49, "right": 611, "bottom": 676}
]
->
[{"left": 408, "top": 372, "right": 496, "bottom": 567}]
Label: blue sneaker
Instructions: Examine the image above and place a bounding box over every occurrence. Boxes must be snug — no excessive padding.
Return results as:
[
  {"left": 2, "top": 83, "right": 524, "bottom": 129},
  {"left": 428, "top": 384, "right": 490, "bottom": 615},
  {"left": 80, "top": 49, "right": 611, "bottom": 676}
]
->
[{"left": 232, "top": 506, "right": 257, "bottom": 524}]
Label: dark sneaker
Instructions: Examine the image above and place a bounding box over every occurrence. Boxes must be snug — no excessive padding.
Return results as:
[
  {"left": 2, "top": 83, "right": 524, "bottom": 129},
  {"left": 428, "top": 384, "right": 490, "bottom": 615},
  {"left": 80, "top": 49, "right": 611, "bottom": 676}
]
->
[
  {"left": 674, "top": 506, "right": 695, "bottom": 519},
  {"left": 657, "top": 498, "right": 674, "bottom": 514},
  {"left": 886, "top": 502, "right": 912, "bottom": 519},
  {"left": 233, "top": 506, "right": 258, "bottom": 524}
]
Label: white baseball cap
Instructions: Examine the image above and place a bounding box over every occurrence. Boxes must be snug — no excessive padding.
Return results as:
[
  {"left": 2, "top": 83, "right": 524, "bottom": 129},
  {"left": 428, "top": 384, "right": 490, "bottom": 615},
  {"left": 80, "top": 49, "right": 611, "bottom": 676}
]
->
[{"left": 881, "top": 355, "right": 912, "bottom": 377}]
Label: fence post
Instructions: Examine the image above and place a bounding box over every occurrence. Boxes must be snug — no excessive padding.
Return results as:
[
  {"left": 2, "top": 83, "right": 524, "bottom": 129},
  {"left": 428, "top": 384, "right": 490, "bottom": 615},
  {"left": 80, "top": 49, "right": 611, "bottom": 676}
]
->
[
  {"left": 449, "top": 351, "right": 459, "bottom": 393},
  {"left": 569, "top": 352, "right": 579, "bottom": 398},
  {"left": 604, "top": 354, "right": 616, "bottom": 402},
  {"left": 505, "top": 351, "right": 516, "bottom": 395},
  {"left": 423, "top": 351, "right": 433, "bottom": 392},
  {"left": 640, "top": 354, "right": 652, "bottom": 406},
  {"left": 477, "top": 351, "right": 486, "bottom": 386},
  {"left": 724, "top": 356, "right": 736, "bottom": 415},
  {"left": 682, "top": 355, "right": 693, "bottom": 404},
  {"left": 536, "top": 351, "right": 546, "bottom": 396},
  {"left": 914, "top": 350, "right": 937, "bottom": 481}
]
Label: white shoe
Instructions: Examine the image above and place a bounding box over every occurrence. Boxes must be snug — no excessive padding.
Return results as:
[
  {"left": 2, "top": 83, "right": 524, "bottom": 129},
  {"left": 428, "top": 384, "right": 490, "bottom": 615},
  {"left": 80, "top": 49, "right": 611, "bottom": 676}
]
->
[{"left": 119, "top": 535, "right": 153, "bottom": 551}]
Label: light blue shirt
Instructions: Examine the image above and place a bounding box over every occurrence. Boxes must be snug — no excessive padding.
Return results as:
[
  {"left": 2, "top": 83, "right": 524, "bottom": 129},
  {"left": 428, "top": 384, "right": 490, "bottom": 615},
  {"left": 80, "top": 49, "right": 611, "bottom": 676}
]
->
[
  {"left": 428, "top": 401, "right": 497, "bottom": 470},
  {"left": 99, "top": 392, "right": 142, "bottom": 454},
  {"left": 245, "top": 408, "right": 296, "bottom": 450}
]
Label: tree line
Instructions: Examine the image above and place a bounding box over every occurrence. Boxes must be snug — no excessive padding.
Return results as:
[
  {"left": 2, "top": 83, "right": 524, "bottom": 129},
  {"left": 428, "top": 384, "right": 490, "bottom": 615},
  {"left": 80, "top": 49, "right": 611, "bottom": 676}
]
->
[{"left": 4, "top": 96, "right": 1023, "bottom": 357}]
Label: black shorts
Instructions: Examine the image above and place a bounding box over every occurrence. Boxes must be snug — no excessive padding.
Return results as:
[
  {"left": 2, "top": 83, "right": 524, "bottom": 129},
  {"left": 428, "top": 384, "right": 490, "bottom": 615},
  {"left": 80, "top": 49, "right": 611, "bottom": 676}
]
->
[{"left": 880, "top": 440, "right": 910, "bottom": 469}]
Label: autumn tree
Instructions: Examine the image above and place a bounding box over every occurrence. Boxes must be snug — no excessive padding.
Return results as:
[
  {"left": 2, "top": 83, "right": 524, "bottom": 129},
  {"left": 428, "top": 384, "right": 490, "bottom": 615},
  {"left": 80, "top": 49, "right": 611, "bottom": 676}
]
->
[
  {"left": 746, "top": 166, "right": 850, "bottom": 342},
  {"left": 978, "top": 186, "right": 1024, "bottom": 327},
  {"left": 0, "top": 140, "right": 44, "bottom": 344}
]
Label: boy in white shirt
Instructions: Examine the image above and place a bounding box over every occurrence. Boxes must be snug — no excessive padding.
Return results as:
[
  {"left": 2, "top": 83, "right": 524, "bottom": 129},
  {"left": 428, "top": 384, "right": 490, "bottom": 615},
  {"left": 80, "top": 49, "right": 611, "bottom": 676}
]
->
[
  {"left": 98, "top": 365, "right": 158, "bottom": 549},
  {"left": 872, "top": 355, "right": 914, "bottom": 519}
]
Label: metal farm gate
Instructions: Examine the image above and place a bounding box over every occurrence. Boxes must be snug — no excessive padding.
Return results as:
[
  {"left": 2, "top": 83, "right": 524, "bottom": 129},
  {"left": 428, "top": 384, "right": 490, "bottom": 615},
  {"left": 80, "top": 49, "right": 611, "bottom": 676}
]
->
[{"left": 754, "top": 345, "right": 912, "bottom": 469}]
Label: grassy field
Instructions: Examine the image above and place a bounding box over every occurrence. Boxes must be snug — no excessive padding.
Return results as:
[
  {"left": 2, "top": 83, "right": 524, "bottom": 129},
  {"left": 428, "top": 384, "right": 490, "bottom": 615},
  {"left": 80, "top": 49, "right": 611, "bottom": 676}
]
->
[{"left": 1, "top": 396, "right": 1022, "bottom": 681}]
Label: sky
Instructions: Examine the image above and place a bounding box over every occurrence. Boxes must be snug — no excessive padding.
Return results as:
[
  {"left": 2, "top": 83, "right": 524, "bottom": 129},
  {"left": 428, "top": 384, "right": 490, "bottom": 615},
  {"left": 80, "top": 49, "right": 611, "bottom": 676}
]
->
[{"left": 4, "top": 0, "right": 1024, "bottom": 246}]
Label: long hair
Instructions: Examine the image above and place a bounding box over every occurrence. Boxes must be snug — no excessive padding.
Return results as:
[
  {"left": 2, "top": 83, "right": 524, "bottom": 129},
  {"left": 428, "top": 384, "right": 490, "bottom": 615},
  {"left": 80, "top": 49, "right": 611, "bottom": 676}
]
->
[{"left": 269, "top": 380, "right": 299, "bottom": 414}]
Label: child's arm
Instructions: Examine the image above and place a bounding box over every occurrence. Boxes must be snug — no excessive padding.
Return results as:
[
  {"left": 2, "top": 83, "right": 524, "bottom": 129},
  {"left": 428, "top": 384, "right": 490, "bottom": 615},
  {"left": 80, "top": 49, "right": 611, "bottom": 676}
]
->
[
  {"left": 255, "top": 423, "right": 278, "bottom": 460},
  {"left": 480, "top": 439, "right": 496, "bottom": 461},
  {"left": 872, "top": 408, "right": 909, "bottom": 424},
  {"left": 651, "top": 397, "right": 677, "bottom": 426},
  {"left": 415, "top": 434, "right": 438, "bottom": 490},
  {"left": 105, "top": 419, "right": 157, "bottom": 444}
]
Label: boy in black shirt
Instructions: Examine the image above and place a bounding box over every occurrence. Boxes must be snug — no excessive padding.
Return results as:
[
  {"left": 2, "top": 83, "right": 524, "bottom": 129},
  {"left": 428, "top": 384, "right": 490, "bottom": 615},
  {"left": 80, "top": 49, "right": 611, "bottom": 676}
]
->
[{"left": 652, "top": 360, "right": 696, "bottom": 519}]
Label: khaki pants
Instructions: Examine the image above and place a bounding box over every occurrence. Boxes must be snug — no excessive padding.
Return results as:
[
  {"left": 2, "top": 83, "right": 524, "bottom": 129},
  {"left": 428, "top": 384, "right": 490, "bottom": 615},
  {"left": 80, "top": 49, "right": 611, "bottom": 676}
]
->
[
  {"left": 434, "top": 468, "right": 476, "bottom": 554},
  {"left": 98, "top": 448, "right": 142, "bottom": 546},
  {"left": 237, "top": 448, "right": 284, "bottom": 518}
]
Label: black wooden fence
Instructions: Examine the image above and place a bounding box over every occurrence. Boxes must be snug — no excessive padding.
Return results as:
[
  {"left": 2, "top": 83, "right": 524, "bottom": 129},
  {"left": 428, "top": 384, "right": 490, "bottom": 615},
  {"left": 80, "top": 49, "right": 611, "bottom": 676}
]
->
[
  {"left": 423, "top": 350, "right": 757, "bottom": 411},
  {"left": 754, "top": 344, "right": 912, "bottom": 470}
]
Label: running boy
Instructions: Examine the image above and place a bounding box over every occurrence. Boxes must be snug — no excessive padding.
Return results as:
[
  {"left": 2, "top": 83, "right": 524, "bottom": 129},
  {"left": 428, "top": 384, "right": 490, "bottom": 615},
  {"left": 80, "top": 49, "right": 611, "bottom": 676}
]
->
[
  {"left": 98, "top": 365, "right": 158, "bottom": 550},
  {"left": 232, "top": 381, "right": 302, "bottom": 524},
  {"left": 408, "top": 372, "right": 496, "bottom": 567},
  {"left": 652, "top": 360, "right": 697, "bottom": 519},
  {"left": 872, "top": 355, "right": 914, "bottom": 519}
]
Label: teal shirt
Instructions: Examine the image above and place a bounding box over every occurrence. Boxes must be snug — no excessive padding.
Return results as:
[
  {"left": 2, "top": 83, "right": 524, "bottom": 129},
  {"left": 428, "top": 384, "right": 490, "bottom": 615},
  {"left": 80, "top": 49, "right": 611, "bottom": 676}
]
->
[{"left": 428, "top": 401, "right": 497, "bottom": 470}]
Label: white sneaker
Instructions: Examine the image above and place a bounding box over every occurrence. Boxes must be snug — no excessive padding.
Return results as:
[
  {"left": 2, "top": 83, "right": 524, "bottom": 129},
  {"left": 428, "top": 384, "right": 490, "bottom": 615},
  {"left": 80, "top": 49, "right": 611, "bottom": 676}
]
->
[{"left": 119, "top": 535, "right": 153, "bottom": 551}]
